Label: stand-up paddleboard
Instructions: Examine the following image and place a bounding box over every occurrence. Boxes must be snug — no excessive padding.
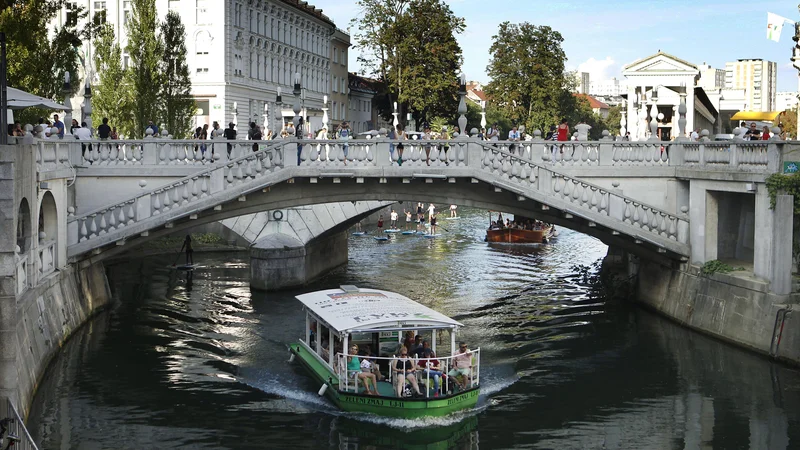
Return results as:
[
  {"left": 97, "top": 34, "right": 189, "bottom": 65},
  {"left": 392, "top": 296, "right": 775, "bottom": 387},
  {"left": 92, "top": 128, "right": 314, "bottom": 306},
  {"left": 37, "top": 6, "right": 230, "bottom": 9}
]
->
[
  {"left": 352, "top": 231, "right": 367, "bottom": 236},
  {"left": 423, "top": 234, "right": 441, "bottom": 239},
  {"left": 401, "top": 230, "right": 416, "bottom": 235},
  {"left": 384, "top": 229, "right": 401, "bottom": 234},
  {"left": 416, "top": 230, "right": 427, "bottom": 235},
  {"left": 373, "top": 236, "right": 389, "bottom": 241}
]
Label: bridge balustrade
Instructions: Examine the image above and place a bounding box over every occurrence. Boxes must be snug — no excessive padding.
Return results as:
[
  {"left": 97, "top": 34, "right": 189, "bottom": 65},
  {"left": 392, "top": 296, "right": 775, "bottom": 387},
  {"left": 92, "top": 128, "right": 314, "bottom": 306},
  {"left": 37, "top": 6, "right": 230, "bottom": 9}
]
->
[
  {"left": 15, "top": 251, "right": 28, "bottom": 295},
  {"left": 37, "top": 239, "right": 56, "bottom": 278},
  {"left": 478, "top": 144, "right": 689, "bottom": 245},
  {"left": 683, "top": 141, "right": 770, "bottom": 170}
]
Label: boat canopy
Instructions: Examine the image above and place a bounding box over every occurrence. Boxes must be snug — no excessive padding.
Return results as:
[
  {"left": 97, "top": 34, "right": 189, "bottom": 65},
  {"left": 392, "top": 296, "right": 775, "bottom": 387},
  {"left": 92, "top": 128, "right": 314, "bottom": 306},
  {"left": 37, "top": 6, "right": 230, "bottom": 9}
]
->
[
  {"left": 730, "top": 111, "right": 783, "bottom": 122},
  {"left": 296, "top": 286, "right": 463, "bottom": 333}
]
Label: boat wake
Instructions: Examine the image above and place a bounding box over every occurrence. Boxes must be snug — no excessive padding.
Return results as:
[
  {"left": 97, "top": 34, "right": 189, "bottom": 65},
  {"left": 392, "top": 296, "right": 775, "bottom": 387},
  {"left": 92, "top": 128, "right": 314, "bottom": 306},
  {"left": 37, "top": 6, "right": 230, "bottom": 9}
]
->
[{"left": 336, "top": 404, "right": 487, "bottom": 430}]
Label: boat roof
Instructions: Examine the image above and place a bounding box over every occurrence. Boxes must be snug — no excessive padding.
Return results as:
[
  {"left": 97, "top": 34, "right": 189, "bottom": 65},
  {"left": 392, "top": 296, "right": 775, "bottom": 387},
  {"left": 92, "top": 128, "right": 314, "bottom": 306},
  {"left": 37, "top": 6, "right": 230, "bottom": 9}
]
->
[{"left": 296, "top": 286, "right": 463, "bottom": 333}]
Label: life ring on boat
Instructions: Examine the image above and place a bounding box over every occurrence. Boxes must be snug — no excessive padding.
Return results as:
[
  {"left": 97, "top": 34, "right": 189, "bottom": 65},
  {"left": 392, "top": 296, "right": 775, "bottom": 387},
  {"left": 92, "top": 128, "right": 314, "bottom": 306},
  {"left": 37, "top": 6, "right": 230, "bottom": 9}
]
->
[{"left": 272, "top": 210, "right": 284, "bottom": 221}]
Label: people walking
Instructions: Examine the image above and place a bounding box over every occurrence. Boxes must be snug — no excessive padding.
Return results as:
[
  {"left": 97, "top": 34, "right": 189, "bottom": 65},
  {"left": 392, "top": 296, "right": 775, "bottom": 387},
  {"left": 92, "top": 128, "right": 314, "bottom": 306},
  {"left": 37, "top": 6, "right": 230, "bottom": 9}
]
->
[
  {"left": 395, "top": 123, "right": 407, "bottom": 165},
  {"left": 53, "top": 114, "right": 65, "bottom": 139},
  {"left": 223, "top": 122, "right": 237, "bottom": 157},
  {"left": 248, "top": 121, "right": 262, "bottom": 152}
]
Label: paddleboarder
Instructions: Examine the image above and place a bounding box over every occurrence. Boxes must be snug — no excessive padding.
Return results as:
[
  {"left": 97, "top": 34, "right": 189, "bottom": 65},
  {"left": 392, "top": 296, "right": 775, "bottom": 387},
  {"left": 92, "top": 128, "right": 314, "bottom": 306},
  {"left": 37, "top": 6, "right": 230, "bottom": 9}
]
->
[
  {"left": 179, "top": 234, "right": 194, "bottom": 266},
  {"left": 416, "top": 202, "right": 424, "bottom": 223},
  {"left": 390, "top": 209, "right": 398, "bottom": 229},
  {"left": 450, "top": 204, "right": 458, "bottom": 218},
  {"left": 430, "top": 213, "right": 438, "bottom": 235},
  {"left": 377, "top": 215, "right": 384, "bottom": 232},
  {"left": 404, "top": 209, "right": 413, "bottom": 230}
]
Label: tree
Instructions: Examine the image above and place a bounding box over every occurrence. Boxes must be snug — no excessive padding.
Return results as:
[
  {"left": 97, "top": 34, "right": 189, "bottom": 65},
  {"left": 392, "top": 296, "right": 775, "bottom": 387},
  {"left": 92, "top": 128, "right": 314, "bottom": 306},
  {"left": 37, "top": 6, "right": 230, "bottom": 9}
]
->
[
  {"left": 485, "top": 22, "right": 571, "bottom": 132},
  {"left": 605, "top": 106, "right": 623, "bottom": 136},
  {"left": 1, "top": 1, "right": 96, "bottom": 123},
  {"left": 394, "top": 0, "right": 464, "bottom": 127},
  {"left": 125, "top": 0, "right": 162, "bottom": 138},
  {"left": 159, "top": 11, "right": 195, "bottom": 138},
  {"left": 352, "top": 0, "right": 464, "bottom": 128},
  {"left": 92, "top": 14, "right": 133, "bottom": 137},
  {"left": 781, "top": 110, "right": 797, "bottom": 140}
]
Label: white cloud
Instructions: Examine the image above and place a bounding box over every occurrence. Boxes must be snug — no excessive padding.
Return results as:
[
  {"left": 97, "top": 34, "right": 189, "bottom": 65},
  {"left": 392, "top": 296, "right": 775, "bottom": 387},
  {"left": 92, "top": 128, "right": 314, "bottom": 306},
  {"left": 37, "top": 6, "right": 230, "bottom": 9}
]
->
[{"left": 576, "top": 56, "right": 618, "bottom": 82}]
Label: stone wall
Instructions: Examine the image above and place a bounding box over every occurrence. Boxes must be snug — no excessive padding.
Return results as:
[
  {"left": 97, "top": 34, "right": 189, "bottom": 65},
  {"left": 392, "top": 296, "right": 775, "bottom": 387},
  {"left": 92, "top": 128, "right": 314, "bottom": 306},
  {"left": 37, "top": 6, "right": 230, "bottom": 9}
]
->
[
  {"left": 250, "top": 230, "right": 348, "bottom": 290},
  {"left": 631, "top": 255, "right": 800, "bottom": 365},
  {"left": 5, "top": 261, "right": 111, "bottom": 416}
]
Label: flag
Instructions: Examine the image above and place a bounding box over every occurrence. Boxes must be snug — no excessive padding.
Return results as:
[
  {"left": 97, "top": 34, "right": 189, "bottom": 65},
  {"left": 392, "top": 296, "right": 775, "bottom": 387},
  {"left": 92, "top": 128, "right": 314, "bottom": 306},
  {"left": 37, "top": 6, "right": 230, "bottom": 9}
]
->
[{"left": 767, "top": 12, "right": 789, "bottom": 42}]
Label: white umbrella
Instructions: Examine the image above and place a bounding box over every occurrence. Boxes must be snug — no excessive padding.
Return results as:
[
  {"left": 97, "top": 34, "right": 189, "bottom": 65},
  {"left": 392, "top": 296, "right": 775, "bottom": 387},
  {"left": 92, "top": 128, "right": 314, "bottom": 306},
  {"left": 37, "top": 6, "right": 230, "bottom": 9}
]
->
[{"left": 6, "top": 86, "right": 68, "bottom": 110}]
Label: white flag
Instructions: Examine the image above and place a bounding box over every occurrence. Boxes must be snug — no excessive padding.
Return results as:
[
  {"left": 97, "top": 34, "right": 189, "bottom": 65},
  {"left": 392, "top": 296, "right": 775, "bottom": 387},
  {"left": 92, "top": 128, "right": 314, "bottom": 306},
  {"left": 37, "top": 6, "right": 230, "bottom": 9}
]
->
[{"left": 767, "top": 12, "right": 789, "bottom": 42}]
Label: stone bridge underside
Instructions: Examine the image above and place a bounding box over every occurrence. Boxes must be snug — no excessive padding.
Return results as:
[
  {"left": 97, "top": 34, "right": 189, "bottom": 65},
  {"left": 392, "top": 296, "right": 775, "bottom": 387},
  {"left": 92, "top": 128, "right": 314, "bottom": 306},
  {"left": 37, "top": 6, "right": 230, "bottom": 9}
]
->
[{"left": 67, "top": 148, "right": 691, "bottom": 264}]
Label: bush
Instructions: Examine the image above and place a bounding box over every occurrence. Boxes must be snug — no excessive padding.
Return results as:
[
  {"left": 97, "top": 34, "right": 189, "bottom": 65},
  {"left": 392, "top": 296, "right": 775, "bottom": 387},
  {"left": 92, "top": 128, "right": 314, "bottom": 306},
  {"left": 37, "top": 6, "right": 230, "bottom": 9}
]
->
[{"left": 700, "top": 260, "right": 744, "bottom": 276}]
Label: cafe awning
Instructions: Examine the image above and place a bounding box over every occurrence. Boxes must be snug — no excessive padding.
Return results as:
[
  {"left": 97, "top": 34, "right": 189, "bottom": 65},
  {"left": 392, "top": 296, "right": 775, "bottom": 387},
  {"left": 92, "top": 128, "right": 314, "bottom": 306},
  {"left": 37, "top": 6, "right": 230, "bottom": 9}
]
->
[
  {"left": 730, "top": 111, "right": 783, "bottom": 122},
  {"left": 6, "top": 87, "right": 68, "bottom": 110}
]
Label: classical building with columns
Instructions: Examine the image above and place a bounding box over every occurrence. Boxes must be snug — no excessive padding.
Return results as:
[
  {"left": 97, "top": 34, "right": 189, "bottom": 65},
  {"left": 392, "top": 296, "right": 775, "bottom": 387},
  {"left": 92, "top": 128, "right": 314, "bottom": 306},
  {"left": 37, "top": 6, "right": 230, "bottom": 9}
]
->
[
  {"left": 622, "top": 51, "right": 718, "bottom": 140},
  {"left": 52, "top": 0, "right": 341, "bottom": 136}
]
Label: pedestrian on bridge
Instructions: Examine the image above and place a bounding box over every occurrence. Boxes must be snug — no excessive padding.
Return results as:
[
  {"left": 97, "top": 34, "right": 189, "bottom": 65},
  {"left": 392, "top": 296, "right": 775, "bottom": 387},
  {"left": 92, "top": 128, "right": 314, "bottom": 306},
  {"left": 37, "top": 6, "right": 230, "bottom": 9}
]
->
[{"left": 224, "top": 123, "right": 237, "bottom": 157}]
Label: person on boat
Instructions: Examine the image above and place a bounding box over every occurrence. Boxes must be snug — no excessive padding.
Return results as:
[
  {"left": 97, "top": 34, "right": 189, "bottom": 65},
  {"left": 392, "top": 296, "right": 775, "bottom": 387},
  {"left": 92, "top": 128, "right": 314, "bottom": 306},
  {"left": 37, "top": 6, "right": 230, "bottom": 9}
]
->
[
  {"left": 449, "top": 204, "right": 457, "bottom": 218},
  {"left": 402, "top": 331, "right": 415, "bottom": 351},
  {"left": 309, "top": 322, "right": 317, "bottom": 350},
  {"left": 348, "top": 344, "right": 378, "bottom": 395},
  {"left": 448, "top": 342, "right": 472, "bottom": 391},
  {"left": 360, "top": 345, "right": 385, "bottom": 381},
  {"left": 390, "top": 209, "right": 398, "bottom": 229},
  {"left": 421, "top": 348, "right": 444, "bottom": 397},
  {"left": 393, "top": 346, "right": 423, "bottom": 397},
  {"left": 377, "top": 215, "right": 384, "bottom": 232},
  {"left": 179, "top": 234, "right": 194, "bottom": 265},
  {"left": 410, "top": 335, "right": 423, "bottom": 354},
  {"left": 430, "top": 213, "right": 438, "bottom": 235},
  {"left": 412, "top": 339, "right": 430, "bottom": 358}
]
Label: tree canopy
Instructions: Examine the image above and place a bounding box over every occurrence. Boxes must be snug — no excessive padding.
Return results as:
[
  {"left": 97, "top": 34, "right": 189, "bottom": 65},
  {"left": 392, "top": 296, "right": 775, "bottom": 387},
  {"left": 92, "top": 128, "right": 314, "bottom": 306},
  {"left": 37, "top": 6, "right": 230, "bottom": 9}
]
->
[
  {"left": 125, "top": 0, "right": 163, "bottom": 138},
  {"left": 92, "top": 17, "right": 131, "bottom": 136},
  {"left": 159, "top": 10, "right": 195, "bottom": 138},
  {"left": 485, "top": 22, "right": 571, "bottom": 132},
  {"left": 351, "top": 0, "right": 464, "bottom": 128}
]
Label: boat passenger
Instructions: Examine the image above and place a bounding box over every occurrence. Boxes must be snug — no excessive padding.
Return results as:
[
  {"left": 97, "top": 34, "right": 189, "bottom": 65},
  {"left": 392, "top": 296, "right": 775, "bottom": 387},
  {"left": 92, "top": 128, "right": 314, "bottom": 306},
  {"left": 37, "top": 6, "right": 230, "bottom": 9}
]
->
[
  {"left": 403, "top": 330, "right": 415, "bottom": 351},
  {"left": 348, "top": 345, "right": 378, "bottom": 395},
  {"left": 360, "top": 346, "right": 385, "bottom": 381},
  {"left": 421, "top": 348, "right": 444, "bottom": 397},
  {"left": 448, "top": 342, "right": 472, "bottom": 391},
  {"left": 412, "top": 339, "right": 430, "bottom": 358},
  {"left": 393, "top": 346, "right": 423, "bottom": 397}
]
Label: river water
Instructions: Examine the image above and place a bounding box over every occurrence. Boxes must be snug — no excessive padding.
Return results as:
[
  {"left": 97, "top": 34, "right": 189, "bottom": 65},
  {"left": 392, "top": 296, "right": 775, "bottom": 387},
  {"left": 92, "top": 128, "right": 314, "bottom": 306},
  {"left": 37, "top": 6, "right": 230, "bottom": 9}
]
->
[{"left": 27, "top": 208, "right": 800, "bottom": 449}]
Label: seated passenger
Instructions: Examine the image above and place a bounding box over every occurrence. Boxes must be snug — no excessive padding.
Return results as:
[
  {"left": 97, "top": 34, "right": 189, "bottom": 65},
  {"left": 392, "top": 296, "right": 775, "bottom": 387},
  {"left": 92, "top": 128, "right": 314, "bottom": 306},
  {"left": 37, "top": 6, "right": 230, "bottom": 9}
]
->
[
  {"left": 447, "top": 342, "right": 472, "bottom": 390},
  {"left": 393, "top": 346, "right": 423, "bottom": 397},
  {"left": 348, "top": 345, "right": 378, "bottom": 395},
  {"left": 421, "top": 348, "right": 444, "bottom": 397},
  {"left": 359, "top": 346, "right": 384, "bottom": 381}
]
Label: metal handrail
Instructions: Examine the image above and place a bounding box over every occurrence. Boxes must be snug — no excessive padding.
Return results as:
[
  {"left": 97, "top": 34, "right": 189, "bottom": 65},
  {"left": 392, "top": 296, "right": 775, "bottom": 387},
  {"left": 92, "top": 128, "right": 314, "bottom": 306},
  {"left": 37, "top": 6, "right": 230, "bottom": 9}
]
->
[
  {"left": 334, "top": 349, "right": 480, "bottom": 398},
  {"left": 4, "top": 398, "right": 39, "bottom": 450}
]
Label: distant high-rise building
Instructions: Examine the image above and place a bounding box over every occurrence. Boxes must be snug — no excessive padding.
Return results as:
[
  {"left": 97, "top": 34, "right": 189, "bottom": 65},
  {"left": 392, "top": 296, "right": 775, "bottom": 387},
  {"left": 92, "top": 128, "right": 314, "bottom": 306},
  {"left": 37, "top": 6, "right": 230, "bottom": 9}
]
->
[
  {"left": 724, "top": 59, "right": 777, "bottom": 112},
  {"left": 572, "top": 72, "right": 590, "bottom": 94},
  {"left": 697, "top": 63, "right": 725, "bottom": 91},
  {"left": 589, "top": 77, "right": 623, "bottom": 96},
  {"left": 776, "top": 92, "right": 799, "bottom": 112}
]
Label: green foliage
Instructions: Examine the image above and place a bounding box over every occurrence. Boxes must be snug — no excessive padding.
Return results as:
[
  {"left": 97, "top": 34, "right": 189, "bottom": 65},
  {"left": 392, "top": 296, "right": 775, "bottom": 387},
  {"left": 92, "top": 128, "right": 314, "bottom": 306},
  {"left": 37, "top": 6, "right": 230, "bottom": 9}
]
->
[
  {"left": 159, "top": 11, "right": 195, "bottom": 138},
  {"left": 605, "top": 106, "right": 623, "bottom": 136},
  {"left": 192, "top": 233, "right": 222, "bottom": 244},
  {"left": 352, "top": 0, "right": 464, "bottom": 127},
  {"left": 700, "top": 260, "right": 744, "bottom": 276},
  {"left": 92, "top": 17, "right": 132, "bottom": 137},
  {"left": 485, "top": 22, "right": 570, "bottom": 132},
  {"left": 125, "top": 0, "right": 163, "bottom": 138},
  {"left": 781, "top": 110, "right": 796, "bottom": 140},
  {"left": 1, "top": 1, "right": 95, "bottom": 103},
  {"left": 765, "top": 172, "right": 800, "bottom": 271}
]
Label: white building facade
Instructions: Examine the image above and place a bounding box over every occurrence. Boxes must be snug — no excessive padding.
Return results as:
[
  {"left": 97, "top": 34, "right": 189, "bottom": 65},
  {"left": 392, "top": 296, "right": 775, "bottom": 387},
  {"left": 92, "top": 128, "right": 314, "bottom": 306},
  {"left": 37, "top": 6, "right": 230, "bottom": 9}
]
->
[
  {"left": 776, "top": 91, "right": 799, "bottom": 112},
  {"left": 54, "top": 0, "right": 339, "bottom": 136},
  {"left": 724, "top": 59, "right": 777, "bottom": 112},
  {"left": 589, "top": 77, "right": 623, "bottom": 96},
  {"left": 697, "top": 63, "right": 725, "bottom": 91}
]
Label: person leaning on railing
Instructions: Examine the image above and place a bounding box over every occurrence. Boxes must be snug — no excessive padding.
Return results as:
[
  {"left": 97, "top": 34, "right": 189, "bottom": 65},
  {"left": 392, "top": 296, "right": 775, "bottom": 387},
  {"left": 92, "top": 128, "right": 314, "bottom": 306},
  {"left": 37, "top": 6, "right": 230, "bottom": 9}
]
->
[{"left": 448, "top": 342, "right": 472, "bottom": 390}]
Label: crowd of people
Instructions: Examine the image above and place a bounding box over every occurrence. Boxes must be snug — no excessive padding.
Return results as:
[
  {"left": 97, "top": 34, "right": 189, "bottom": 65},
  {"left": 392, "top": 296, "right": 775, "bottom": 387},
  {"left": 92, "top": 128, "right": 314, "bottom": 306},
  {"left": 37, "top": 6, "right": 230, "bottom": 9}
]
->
[{"left": 488, "top": 213, "right": 551, "bottom": 232}]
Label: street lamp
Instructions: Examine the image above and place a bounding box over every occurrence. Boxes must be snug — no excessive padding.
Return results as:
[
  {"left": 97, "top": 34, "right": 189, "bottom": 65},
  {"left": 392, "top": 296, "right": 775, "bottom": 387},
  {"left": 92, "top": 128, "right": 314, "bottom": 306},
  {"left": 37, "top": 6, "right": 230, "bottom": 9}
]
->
[
  {"left": 457, "top": 73, "right": 467, "bottom": 137},
  {"left": 292, "top": 72, "right": 302, "bottom": 137}
]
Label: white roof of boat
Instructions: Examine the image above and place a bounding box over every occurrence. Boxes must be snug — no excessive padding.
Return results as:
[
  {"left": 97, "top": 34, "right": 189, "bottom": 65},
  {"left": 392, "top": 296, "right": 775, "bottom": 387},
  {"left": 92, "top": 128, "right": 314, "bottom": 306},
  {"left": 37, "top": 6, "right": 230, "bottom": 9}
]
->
[{"left": 296, "top": 286, "right": 463, "bottom": 333}]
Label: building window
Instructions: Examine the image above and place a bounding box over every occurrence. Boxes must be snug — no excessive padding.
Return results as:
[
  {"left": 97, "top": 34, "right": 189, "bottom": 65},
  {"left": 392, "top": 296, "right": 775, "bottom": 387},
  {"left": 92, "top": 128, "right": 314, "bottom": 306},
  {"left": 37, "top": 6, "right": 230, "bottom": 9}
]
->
[
  {"left": 333, "top": 48, "right": 338, "bottom": 64},
  {"left": 341, "top": 79, "right": 345, "bottom": 94},
  {"left": 167, "top": 0, "right": 178, "bottom": 11},
  {"left": 332, "top": 76, "right": 337, "bottom": 93},
  {"left": 123, "top": 1, "right": 131, "bottom": 25},
  {"left": 94, "top": 1, "right": 106, "bottom": 10},
  {"left": 332, "top": 101, "right": 337, "bottom": 120},
  {"left": 342, "top": 51, "right": 346, "bottom": 67},
  {"left": 196, "top": 68, "right": 208, "bottom": 73},
  {"left": 122, "top": 54, "right": 130, "bottom": 69}
]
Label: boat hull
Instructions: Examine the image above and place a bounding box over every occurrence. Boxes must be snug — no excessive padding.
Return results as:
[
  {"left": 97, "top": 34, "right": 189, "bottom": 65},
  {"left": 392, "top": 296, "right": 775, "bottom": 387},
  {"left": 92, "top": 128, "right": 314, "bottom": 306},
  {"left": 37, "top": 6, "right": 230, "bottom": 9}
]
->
[
  {"left": 486, "top": 226, "right": 553, "bottom": 243},
  {"left": 289, "top": 342, "right": 480, "bottom": 419}
]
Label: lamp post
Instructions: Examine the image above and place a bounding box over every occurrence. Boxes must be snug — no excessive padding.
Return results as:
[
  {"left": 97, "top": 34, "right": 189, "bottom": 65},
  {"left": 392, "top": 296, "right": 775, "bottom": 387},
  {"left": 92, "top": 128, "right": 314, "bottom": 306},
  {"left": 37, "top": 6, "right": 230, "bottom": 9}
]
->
[
  {"left": 392, "top": 101, "right": 399, "bottom": 129},
  {"left": 82, "top": 77, "right": 93, "bottom": 131},
  {"left": 648, "top": 86, "right": 659, "bottom": 141},
  {"left": 457, "top": 73, "right": 468, "bottom": 137},
  {"left": 275, "top": 87, "right": 283, "bottom": 138},
  {"left": 322, "top": 94, "right": 329, "bottom": 135},
  {"left": 232, "top": 101, "right": 238, "bottom": 131},
  {"left": 292, "top": 72, "right": 302, "bottom": 136},
  {"left": 63, "top": 72, "right": 73, "bottom": 137},
  {"left": 263, "top": 103, "right": 269, "bottom": 136}
]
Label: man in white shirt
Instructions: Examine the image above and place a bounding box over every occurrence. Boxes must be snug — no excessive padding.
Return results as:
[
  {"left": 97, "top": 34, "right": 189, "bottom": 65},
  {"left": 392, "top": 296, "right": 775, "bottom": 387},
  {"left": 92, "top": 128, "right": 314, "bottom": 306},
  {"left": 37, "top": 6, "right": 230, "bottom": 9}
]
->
[
  {"left": 390, "top": 210, "right": 398, "bottom": 229},
  {"left": 73, "top": 122, "right": 93, "bottom": 163},
  {"left": 508, "top": 126, "right": 520, "bottom": 154}
]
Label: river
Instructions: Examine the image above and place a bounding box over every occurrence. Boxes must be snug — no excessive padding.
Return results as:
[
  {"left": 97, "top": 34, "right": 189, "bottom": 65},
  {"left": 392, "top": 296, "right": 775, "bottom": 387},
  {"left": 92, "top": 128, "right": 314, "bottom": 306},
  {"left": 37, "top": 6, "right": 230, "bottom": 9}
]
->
[{"left": 27, "top": 207, "right": 800, "bottom": 449}]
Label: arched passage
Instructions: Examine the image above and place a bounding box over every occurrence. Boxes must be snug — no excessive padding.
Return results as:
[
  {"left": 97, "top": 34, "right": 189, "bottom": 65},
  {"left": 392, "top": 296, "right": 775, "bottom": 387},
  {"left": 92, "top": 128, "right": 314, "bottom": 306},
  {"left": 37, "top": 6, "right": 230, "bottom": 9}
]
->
[
  {"left": 17, "top": 198, "right": 31, "bottom": 252},
  {"left": 38, "top": 192, "right": 58, "bottom": 242}
]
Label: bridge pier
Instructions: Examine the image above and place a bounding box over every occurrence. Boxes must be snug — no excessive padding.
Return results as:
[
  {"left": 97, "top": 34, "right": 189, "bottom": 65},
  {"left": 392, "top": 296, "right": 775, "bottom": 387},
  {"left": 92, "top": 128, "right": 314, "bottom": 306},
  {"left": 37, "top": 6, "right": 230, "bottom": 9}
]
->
[{"left": 250, "top": 230, "right": 348, "bottom": 291}]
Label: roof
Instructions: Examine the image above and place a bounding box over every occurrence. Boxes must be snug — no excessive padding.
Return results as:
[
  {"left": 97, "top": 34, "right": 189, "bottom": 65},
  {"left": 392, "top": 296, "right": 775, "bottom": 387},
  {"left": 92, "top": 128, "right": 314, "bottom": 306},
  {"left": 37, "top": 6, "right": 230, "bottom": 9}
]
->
[
  {"left": 296, "top": 286, "right": 463, "bottom": 333},
  {"left": 279, "top": 0, "right": 335, "bottom": 27},
  {"left": 573, "top": 93, "right": 609, "bottom": 110},
  {"left": 623, "top": 51, "right": 698, "bottom": 71},
  {"left": 348, "top": 72, "right": 377, "bottom": 94},
  {"left": 6, "top": 87, "right": 67, "bottom": 110},
  {"left": 469, "top": 89, "right": 487, "bottom": 102},
  {"left": 731, "top": 111, "right": 783, "bottom": 122}
]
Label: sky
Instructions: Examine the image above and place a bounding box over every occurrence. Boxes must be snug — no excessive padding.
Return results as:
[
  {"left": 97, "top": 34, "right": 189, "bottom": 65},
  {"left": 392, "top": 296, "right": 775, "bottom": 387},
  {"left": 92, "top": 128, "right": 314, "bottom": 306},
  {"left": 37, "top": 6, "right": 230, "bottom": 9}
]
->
[{"left": 310, "top": 0, "right": 800, "bottom": 92}]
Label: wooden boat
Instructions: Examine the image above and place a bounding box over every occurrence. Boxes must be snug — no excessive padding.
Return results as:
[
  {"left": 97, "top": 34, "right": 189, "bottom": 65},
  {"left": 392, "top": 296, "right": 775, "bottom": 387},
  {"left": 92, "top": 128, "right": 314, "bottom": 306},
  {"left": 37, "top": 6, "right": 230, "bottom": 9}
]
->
[
  {"left": 486, "top": 226, "right": 554, "bottom": 243},
  {"left": 289, "top": 285, "right": 481, "bottom": 418}
]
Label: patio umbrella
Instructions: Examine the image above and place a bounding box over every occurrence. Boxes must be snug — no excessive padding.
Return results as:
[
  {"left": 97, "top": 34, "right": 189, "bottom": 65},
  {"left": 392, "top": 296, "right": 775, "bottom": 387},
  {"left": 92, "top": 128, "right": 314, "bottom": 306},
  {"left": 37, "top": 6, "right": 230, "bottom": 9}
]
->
[{"left": 6, "top": 86, "right": 68, "bottom": 110}]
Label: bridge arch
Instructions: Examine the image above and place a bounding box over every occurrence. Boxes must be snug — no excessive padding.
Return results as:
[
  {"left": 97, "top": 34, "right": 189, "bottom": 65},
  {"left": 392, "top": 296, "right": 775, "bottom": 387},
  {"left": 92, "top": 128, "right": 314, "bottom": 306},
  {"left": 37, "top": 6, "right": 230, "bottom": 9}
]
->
[{"left": 38, "top": 192, "right": 58, "bottom": 243}]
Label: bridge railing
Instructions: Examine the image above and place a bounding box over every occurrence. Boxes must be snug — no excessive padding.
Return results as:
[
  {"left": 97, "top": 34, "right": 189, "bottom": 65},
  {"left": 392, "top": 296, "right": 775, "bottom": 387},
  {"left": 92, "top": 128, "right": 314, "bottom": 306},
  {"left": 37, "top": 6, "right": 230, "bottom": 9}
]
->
[
  {"left": 477, "top": 143, "right": 690, "bottom": 245},
  {"left": 67, "top": 140, "right": 288, "bottom": 245}
]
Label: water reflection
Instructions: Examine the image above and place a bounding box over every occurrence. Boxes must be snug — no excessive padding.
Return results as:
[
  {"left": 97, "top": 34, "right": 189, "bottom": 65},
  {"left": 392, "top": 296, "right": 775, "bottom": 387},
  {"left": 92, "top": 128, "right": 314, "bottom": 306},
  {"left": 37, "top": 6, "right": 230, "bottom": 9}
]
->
[{"left": 25, "top": 208, "right": 800, "bottom": 449}]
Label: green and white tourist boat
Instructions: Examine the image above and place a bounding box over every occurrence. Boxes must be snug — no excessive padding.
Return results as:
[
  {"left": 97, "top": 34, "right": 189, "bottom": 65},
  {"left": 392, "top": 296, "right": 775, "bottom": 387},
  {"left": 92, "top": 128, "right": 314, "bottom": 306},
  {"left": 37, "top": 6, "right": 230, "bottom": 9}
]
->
[{"left": 289, "top": 285, "right": 481, "bottom": 419}]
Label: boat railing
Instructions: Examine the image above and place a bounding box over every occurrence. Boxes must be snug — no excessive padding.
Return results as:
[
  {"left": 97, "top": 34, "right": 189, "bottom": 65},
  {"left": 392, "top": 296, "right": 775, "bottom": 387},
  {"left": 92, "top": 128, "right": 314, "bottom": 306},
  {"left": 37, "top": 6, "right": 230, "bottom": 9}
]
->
[{"left": 334, "top": 349, "right": 481, "bottom": 399}]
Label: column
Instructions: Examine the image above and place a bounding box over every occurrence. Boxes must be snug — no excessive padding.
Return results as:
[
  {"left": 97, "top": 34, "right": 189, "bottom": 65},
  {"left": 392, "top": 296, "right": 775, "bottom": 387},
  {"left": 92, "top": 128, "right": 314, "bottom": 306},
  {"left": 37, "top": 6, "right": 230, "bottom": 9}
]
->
[{"left": 686, "top": 85, "right": 695, "bottom": 135}]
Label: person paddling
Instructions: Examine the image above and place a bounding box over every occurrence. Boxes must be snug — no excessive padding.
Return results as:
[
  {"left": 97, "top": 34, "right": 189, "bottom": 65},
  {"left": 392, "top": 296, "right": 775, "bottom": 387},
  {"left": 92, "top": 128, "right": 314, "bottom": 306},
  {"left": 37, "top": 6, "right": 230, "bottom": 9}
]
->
[{"left": 179, "top": 235, "right": 194, "bottom": 266}]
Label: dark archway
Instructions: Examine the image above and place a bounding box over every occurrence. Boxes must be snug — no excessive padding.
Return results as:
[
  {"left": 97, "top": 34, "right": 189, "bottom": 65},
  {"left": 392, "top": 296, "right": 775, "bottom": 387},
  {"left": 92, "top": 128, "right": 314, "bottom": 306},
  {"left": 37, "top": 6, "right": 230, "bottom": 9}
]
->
[
  {"left": 39, "top": 192, "right": 58, "bottom": 243},
  {"left": 17, "top": 198, "right": 31, "bottom": 252}
]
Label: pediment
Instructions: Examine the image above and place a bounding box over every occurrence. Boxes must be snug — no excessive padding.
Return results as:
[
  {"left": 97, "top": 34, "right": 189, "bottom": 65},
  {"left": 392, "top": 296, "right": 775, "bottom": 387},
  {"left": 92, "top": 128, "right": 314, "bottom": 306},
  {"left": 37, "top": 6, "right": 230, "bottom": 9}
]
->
[{"left": 623, "top": 52, "right": 699, "bottom": 75}]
